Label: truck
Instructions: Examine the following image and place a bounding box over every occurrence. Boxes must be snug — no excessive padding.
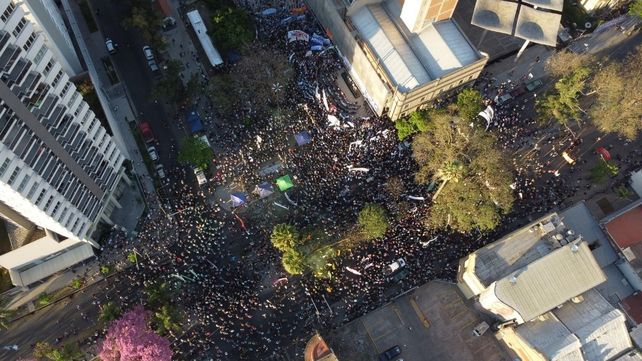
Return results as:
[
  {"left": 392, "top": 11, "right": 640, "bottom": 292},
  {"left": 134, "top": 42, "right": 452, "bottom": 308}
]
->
[{"left": 138, "top": 122, "right": 155, "bottom": 143}]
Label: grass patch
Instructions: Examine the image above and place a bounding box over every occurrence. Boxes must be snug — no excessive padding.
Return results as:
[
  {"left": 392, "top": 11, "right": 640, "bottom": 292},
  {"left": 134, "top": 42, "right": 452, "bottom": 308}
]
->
[
  {"left": 35, "top": 293, "right": 53, "bottom": 307},
  {"left": 79, "top": 0, "right": 98, "bottom": 33}
]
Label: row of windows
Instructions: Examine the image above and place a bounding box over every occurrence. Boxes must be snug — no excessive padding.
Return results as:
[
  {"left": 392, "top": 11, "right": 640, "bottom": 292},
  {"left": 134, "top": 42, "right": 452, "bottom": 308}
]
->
[
  {"left": 0, "top": 1, "right": 14, "bottom": 23},
  {"left": 22, "top": 32, "right": 35, "bottom": 52},
  {"left": 12, "top": 18, "right": 26, "bottom": 37}
]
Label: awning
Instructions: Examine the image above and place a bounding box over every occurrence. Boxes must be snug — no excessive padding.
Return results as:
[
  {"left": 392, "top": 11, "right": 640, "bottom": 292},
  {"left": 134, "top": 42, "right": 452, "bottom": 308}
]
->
[
  {"left": 231, "top": 192, "right": 247, "bottom": 207},
  {"left": 276, "top": 175, "right": 294, "bottom": 191},
  {"left": 294, "top": 131, "right": 312, "bottom": 146},
  {"left": 186, "top": 109, "right": 204, "bottom": 133}
]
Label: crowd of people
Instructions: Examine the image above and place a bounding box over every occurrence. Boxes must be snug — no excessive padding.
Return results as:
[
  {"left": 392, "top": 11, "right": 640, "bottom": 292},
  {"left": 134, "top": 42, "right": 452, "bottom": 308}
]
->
[{"left": 44, "top": 3, "right": 642, "bottom": 361}]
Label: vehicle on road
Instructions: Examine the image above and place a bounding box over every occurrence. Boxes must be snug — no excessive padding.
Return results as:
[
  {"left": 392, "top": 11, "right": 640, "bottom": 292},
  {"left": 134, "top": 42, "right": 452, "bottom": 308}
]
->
[
  {"left": 379, "top": 345, "right": 401, "bottom": 361},
  {"left": 147, "top": 146, "right": 158, "bottom": 161},
  {"left": 138, "top": 122, "right": 155, "bottom": 143},
  {"left": 143, "top": 46, "right": 159, "bottom": 72},
  {"left": 105, "top": 38, "right": 117, "bottom": 54},
  {"left": 526, "top": 78, "right": 543, "bottom": 92},
  {"left": 385, "top": 258, "right": 409, "bottom": 282},
  {"left": 496, "top": 93, "right": 513, "bottom": 106},
  {"left": 194, "top": 167, "right": 207, "bottom": 185},
  {"left": 155, "top": 164, "right": 166, "bottom": 179}
]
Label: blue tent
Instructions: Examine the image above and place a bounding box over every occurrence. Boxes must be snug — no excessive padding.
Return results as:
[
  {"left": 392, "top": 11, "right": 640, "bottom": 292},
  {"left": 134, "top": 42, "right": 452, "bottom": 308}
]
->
[
  {"left": 230, "top": 192, "right": 247, "bottom": 207},
  {"left": 294, "top": 131, "right": 311, "bottom": 146},
  {"left": 186, "top": 110, "right": 204, "bottom": 133},
  {"left": 255, "top": 182, "right": 274, "bottom": 198}
]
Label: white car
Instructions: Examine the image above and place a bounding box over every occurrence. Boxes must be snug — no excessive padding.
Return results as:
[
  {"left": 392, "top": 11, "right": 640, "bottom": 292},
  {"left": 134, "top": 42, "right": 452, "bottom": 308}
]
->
[
  {"left": 147, "top": 146, "right": 158, "bottom": 161},
  {"left": 142, "top": 45, "right": 154, "bottom": 61},
  {"left": 155, "top": 164, "right": 166, "bottom": 179},
  {"left": 387, "top": 258, "right": 406, "bottom": 273},
  {"left": 194, "top": 167, "right": 207, "bottom": 185},
  {"left": 105, "top": 38, "right": 117, "bottom": 54}
]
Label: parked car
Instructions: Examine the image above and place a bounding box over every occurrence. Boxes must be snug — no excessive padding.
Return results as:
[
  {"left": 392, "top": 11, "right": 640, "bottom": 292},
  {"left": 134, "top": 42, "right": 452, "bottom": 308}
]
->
[
  {"left": 155, "top": 164, "right": 166, "bottom": 179},
  {"left": 526, "top": 78, "right": 543, "bottom": 92},
  {"left": 147, "top": 146, "right": 158, "bottom": 161},
  {"left": 142, "top": 45, "right": 154, "bottom": 61},
  {"left": 379, "top": 345, "right": 401, "bottom": 361},
  {"left": 385, "top": 258, "right": 409, "bottom": 282},
  {"left": 496, "top": 93, "right": 513, "bottom": 106},
  {"left": 138, "top": 122, "right": 155, "bottom": 143},
  {"left": 147, "top": 59, "right": 159, "bottom": 72},
  {"left": 105, "top": 38, "right": 117, "bottom": 54}
]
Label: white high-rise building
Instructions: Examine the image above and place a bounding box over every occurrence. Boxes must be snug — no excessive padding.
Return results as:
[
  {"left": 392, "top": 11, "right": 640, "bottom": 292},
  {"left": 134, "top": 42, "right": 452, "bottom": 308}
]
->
[{"left": 0, "top": 0, "right": 130, "bottom": 287}]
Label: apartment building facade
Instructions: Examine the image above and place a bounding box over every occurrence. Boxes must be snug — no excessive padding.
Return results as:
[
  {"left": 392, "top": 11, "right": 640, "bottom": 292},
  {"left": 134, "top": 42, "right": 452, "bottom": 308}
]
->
[{"left": 0, "top": 0, "right": 129, "bottom": 287}]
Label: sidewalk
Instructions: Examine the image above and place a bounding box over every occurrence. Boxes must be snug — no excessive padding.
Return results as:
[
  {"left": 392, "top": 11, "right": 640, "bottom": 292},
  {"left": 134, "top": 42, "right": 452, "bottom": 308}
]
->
[{"left": 163, "top": 0, "right": 203, "bottom": 86}]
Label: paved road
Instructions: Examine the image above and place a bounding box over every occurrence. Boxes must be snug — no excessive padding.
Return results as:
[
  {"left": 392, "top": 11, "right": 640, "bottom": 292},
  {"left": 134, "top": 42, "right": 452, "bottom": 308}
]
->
[{"left": 88, "top": 0, "right": 182, "bottom": 168}]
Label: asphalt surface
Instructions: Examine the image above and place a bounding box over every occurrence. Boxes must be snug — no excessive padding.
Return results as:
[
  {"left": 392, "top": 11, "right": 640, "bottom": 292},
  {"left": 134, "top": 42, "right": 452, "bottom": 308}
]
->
[{"left": 88, "top": 0, "right": 182, "bottom": 168}]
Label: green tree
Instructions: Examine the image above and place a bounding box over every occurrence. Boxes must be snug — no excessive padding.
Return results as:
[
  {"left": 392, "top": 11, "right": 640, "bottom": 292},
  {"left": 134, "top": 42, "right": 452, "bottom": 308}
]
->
[
  {"left": 36, "top": 293, "right": 53, "bottom": 307},
  {"left": 270, "top": 224, "right": 300, "bottom": 252},
  {"left": 33, "top": 341, "right": 83, "bottom": 361},
  {"left": 630, "top": 0, "right": 642, "bottom": 18},
  {"left": 211, "top": 6, "right": 254, "bottom": 51},
  {"left": 591, "top": 160, "right": 619, "bottom": 184},
  {"left": 151, "top": 305, "right": 181, "bottom": 336},
  {"left": 99, "top": 301, "right": 122, "bottom": 324},
  {"left": 100, "top": 265, "right": 111, "bottom": 275},
  {"left": 151, "top": 60, "right": 185, "bottom": 103},
  {"left": 144, "top": 282, "right": 175, "bottom": 309},
  {"left": 395, "top": 110, "right": 432, "bottom": 140},
  {"left": 546, "top": 50, "right": 595, "bottom": 78},
  {"left": 0, "top": 304, "right": 14, "bottom": 329},
  {"left": 589, "top": 47, "right": 642, "bottom": 140},
  {"left": 177, "top": 137, "right": 214, "bottom": 169},
  {"left": 358, "top": 203, "right": 389, "bottom": 240},
  {"left": 127, "top": 252, "right": 138, "bottom": 264},
  {"left": 70, "top": 278, "right": 83, "bottom": 289},
  {"left": 456, "top": 88, "right": 484, "bottom": 121},
  {"left": 537, "top": 66, "right": 591, "bottom": 126},
  {"left": 281, "top": 249, "right": 305, "bottom": 275},
  {"left": 412, "top": 115, "right": 514, "bottom": 232}
]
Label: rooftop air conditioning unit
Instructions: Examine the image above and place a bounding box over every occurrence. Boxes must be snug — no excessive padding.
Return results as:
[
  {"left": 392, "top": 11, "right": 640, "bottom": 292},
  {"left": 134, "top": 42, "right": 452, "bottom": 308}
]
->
[{"left": 571, "top": 295, "right": 584, "bottom": 303}]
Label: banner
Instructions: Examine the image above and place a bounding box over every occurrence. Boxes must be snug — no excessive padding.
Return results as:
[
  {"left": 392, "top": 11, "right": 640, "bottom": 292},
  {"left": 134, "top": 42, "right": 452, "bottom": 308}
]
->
[{"left": 287, "top": 30, "right": 309, "bottom": 43}]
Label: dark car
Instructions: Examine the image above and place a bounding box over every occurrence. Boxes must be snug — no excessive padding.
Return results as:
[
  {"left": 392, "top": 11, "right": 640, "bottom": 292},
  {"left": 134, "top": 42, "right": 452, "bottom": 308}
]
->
[{"left": 379, "top": 345, "right": 402, "bottom": 361}]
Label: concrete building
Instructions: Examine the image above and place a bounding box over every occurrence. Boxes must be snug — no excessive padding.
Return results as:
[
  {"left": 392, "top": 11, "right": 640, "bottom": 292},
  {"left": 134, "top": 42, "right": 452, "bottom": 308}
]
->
[
  {"left": 19, "top": 0, "right": 81, "bottom": 76},
  {"left": 0, "top": 0, "right": 130, "bottom": 287},
  {"left": 305, "top": 0, "right": 488, "bottom": 120},
  {"left": 458, "top": 205, "right": 640, "bottom": 361}
]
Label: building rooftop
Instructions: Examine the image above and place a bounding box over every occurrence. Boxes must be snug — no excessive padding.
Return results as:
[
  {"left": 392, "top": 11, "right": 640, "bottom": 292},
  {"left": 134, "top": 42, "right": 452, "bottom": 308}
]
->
[
  {"left": 622, "top": 292, "right": 642, "bottom": 325},
  {"left": 350, "top": 1, "right": 479, "bottom": 92},
  {"left": 493, "top": 241, "right": 607, "bottom": 323},
  {"left": 470, "top": 213, "right": 566, "bottom": 286},
  {"left": 604, "top": 202, "right": 642, "bottom": 250},
  {"left": 514, "top": 290, "right": 633, "bottom": 361},
  {"left": 325, "top": 281, "right": 509, "bottom": 361}
]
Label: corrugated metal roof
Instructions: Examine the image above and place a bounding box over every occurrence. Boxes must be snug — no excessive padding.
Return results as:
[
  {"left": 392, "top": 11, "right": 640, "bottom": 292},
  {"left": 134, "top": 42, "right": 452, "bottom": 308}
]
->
[
  {"left": 351, "top": 5, "right": 431, "bottom": 91},
  {"left": 514, "top": 312, "right": 583, "bottom": 361},
  {"left": 412, "top": 21, "right": 479, "bottom": 78},
  {"left": 494, "top": 241, "right": 607, "bottom": 322}
]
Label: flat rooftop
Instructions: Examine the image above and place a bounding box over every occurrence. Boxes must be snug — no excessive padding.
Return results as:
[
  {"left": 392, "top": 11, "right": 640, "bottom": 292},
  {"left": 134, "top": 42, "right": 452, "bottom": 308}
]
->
[
  {"left": 325, "top": 281, "right": 509, "bottom": 361},
  {"left": 471, "top": 213, "right": 568, "bottom": 285}
]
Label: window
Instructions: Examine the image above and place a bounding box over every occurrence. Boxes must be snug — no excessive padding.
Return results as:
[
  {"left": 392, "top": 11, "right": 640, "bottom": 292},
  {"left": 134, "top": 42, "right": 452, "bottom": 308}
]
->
[
  {"left": 33, "top": 45, "right": 46, "bottom": 64},
  {"left": 22, "top": 32, "right": 36, "bottom": 52},
  {"left": 1, "top": 2, "right": 15, "bottom": 22},
  {"left": 43, "top": 60, "right": 54, "bottom": 76},
  {"left": 44, "top": 195, "right": 54, "bottom": 211},
  {"left": 7, "top": 166, "right": 20, "bottom": 185},
  {"left": 0, "top": 158, "right": 10, "bottom": 177},
  {"left": 59, "top": 207, "right": 68, "bottom": 222},
  {"left": 12, "top": 18, "right": 26, "bottom": 37},
  {"left": 60, "top": 83, "right": 71, "bottom": 98},
  {"left": 51, "top": 70, "right": 62, "bottom": 88},
  {"left": 51, "top": 201, "right": 61, "bottom": 215},
  {"left": 35, "top": 189, "right": 46, "bottom": 205},
  {"left": 17, "top": 173, "right": 29, "bottom": 192},
  {"left": 27, "top": 182, "right": 38, "bottom": 198}
]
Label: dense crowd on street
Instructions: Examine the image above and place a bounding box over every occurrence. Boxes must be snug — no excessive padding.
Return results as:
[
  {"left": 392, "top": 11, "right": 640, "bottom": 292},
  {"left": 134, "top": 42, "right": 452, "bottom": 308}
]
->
[{"left": 34, "top": 3, "right": 642, "bottom": 361}]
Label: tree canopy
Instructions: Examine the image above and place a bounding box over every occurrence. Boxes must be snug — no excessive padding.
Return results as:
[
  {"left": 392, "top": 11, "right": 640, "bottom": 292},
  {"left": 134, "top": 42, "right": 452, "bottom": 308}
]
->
[
  {"left": 411, "top": 112, "right": 514, "bottom": 232},
  {"left": 630, "top": 0, "right": 642, "bottom": 19},
  {"left": 456, "top": 88, "right": 484, "bottom": 122},
  {"left": 394, "top": 110, "right": 433, "bottom": 140},
  {"left": 537, "top": 66, "right": 590, "bottom": 125},
  {"left": 177, "top": 137, "right": 214, "bottom": 169},
  {"left": 546, "top": 51, "right": 595, "bottom": 78},
  {"left": 358, "top": 203, "right": 389, "bottom": 240},
  {"left": 98, "top": 306, "right": 172, "bottom": 361},
  {"left": 281, "top": 249, "right": 305, "bottom": 275},
  {"left": 589, "top": 47, "right": 642, "bottom": 140},
  {"left": 270, "top": 224, "right": 300, "bottom": 252},
  {"left": 210, "top": 6, "right": 254, "bottom": 51}
]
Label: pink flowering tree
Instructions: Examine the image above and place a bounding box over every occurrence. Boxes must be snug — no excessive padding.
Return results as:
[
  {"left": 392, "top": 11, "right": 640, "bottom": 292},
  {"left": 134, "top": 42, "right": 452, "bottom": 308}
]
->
[{"left": 98, "top": 306, "right": 172, "bottom": 361}]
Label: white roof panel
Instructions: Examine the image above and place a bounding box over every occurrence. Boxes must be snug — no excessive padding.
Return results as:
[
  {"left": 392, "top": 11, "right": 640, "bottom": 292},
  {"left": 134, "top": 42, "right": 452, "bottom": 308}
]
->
[
  {"left": 412, "top": 20, "right": 479, "bottom": 78},
  {"left": 16, "top": 242, "right": 94, "bottom": 286},
  {"left": 351, "top": 6, "right": 431, "bottom": 91}
]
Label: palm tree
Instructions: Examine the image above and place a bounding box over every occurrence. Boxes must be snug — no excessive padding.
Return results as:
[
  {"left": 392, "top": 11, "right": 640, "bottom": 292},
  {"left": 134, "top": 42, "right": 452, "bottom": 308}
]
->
[
  {"left": 270, "top": 224, "right": 299, "bottom": 252},
  {"left": 432, "top": 160, "right": 465, "bottom": 200}
]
